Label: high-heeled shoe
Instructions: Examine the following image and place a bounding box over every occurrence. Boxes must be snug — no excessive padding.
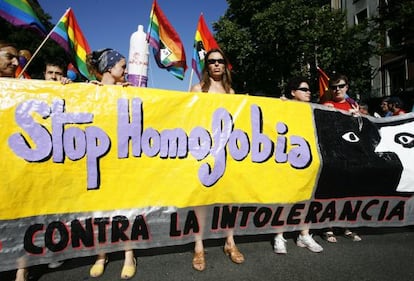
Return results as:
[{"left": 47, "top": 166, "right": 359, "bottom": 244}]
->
[
  {"left": 224, "top": 244, "right": 245, "bottom": 264},
  {"left": 121, "top": 257, "right": 136, "bottom": 279},
  {"left": 192, "top": 251, "right": 206, "bottom": 271},
  {"left": 89, "top": 258, "right": 108, "bottom": 278}
]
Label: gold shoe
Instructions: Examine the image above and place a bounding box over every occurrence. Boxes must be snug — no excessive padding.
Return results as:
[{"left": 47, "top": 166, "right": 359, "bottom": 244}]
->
[
  {"left": 90, "top": 258, "right": 108, "bottom": 278},
  {"left": 192, "top": 251, "right": 206, "bottom": 271},
  {"left": 224, "top": 245, "right": 245, "bottom": 264},
  {"left": 121, "top": 258, "right": 136, "bottom": 279},
  {"left": 15, "top": 268, "right": 28, "bottom": 281}
]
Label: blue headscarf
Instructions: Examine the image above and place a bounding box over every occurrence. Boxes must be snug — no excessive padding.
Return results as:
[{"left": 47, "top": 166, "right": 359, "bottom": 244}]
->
[{"left": 92, "top": 49, "right": 125, "bottom": 73}]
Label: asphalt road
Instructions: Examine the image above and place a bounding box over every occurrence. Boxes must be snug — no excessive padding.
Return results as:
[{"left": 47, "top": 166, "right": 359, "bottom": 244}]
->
[{"left": 2, "top": 227, "right": 414, "bottom": 281}]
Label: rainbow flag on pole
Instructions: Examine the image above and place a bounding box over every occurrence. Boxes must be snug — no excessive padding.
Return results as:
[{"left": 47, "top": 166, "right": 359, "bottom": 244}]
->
[
  {"left": 0, "top": 0, "right": 46, "bottom": 33},
  {"left": 147, "top": 0, "right": 187, "bottom": 80},
  {"left": 192, "top": 14, "right": 219, "bottom": 81},
  {"left": 50, "top": 8, "right": 93, "bottom": 80}
]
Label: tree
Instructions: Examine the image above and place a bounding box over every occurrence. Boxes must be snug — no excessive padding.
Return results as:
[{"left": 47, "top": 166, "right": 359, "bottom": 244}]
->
[
  {"left": 375, "top": 0, "right": 414, "bottom": 59},
  {"left": 214, "top": 0, "right": 378, "bottom": 100},
  {"left": 0, "top": 0, "right": 68, "bottom": 79}
]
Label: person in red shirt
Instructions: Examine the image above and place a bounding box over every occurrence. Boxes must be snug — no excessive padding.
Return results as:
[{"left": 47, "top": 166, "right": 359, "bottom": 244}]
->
[
  {"left": 320, "top": 73, "right": 362, "bottom": 243},
  {"left": 388, "top": 97, "right": 406, "bottom": 116},
  {"left": 323, "top": 74, "right": 359, "bottom": 114}
]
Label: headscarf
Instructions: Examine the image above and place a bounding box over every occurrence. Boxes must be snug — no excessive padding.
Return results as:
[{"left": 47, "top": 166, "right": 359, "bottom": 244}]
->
[{"left": 92, "top": 48, "right": 125, "bottom": 74}]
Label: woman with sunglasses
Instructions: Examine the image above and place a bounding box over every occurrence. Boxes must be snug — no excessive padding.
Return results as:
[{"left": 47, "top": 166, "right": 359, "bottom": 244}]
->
[
  {"left": 190, "top": 48, "right": 244, "bottom": 271},
  {"left": 191, "top": 48, "right": 234, "bottom": 94},
  {"left": 274, "top": 77, "right": 324, "bottom": 254},
  {"left": 86, "top": 48, "right": 136, "bottom": 280}
]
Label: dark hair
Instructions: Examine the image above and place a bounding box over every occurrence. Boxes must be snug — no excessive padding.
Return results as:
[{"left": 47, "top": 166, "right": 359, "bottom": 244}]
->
[
  {"left": 329, "top": 73, "right": 349, "bottom": 86},
  {"left": 200, "top": 48, "right": 232, "bottom": 93},
  {"left": 389, "top": 96, "right": 403, "bottom": 108},
  {"left": 359, "top": 102, "right": 369, "bottom": 110},
  {"left": 86, "top": 48, "right": 125, "bottom": 81},
  {"left": 286, "top": 77, "right": 310, "bottom": 99},
  {"left": 44, "top": 58, "right": 67, "bottom": 76},
  {"left": 86, "top": 49, "right": 108, "bottom": 81},
  {"left": 0, "top": 40, "right": 16, "bottom": 50}
]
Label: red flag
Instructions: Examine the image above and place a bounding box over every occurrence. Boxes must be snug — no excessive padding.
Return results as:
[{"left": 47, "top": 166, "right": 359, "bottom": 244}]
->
[
  {"left": 317, "top": 66, "right": 330, "bottom": 98},
  {"left": 192, "top": 13, "right": 220, "bottom": 80}
]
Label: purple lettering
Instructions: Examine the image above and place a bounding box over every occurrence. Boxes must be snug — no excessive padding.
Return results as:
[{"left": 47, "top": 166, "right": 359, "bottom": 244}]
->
[
  {"left": 251, "top": 105, "right": 273, "bottom": 162},
  {"left": 8, "top": 100, "right": 52, "bottom": 161},
  {"left": 142, "top": 128, "right": 160, "bottom": 157},
  {"left": 160, "top": 129, "right": 188, "bottom": 158},
  {"left": 228, "top": 129, "right": 249, "bottom": 161},
  {"left": 85, "top": 126, "right": 110, "bottom": 189},
  {"left": 117, "top": 98, "right": 142, "bottom": 158},
  {"left": 188, "top": 127, "right": 211, "bottom": 160},
  {"left": 198, "top": 108, "right": 232, "bottom": 187},
  {"left": 51, "top": 99, "right": 93, "bottom": 162},
  {"left": 288, "top": 136, "right": 311, "bottom": 169},
  {"left": 63, "top": 127, "right": 86, "bottom": 161}
]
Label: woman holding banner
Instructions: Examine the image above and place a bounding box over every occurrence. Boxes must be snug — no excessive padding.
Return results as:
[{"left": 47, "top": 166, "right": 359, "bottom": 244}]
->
[
  {"left": 86, "top": 48, "right": 136, "bottom": 279},
  {"left": 274, "top": 77, "right": 324, "bottom": 254},
  {"left": 190, "top": 48, "right": 244, "bottom": 271}
]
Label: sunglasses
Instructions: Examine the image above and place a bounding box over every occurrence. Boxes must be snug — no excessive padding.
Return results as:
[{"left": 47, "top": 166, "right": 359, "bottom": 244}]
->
[
  {"left": 207, "top": 58, "right": 225, "bottom": 65},
  {"left": 296, "top": 87, "right": 310, "bottom": 92},
  {"left": 329, "top": 84, "right": 347, "bottom": 90}
]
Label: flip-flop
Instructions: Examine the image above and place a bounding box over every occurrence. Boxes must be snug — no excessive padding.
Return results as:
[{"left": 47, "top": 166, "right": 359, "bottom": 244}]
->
[
  {"left": 323, "top": 231, "right": 337, "bottom": 243},
  {"left": 344, "top": 231, "right": 362, "bottom": 242}
]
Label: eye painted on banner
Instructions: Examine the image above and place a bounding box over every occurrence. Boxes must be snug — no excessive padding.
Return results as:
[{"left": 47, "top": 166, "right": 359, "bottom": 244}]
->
[
  {"left": 394, "top": 132, "right": 414, "bottom": 148},
  {"left": 342, "top": 131, "right": 360, "bottom": 143}
]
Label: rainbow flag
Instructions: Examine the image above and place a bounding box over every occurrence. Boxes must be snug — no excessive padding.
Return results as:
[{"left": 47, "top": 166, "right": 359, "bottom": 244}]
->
[
  {"left": 147, "top": 0, "right": 187, "bottom": 80},
  {"left": 50, "top": 8, "right": 93, "bottom": 80},
  {"left": 192, "top": 14, "right": 219, "bottom": 81},
  {"left": 0, "top": 0, "right": 46, "bottom": 34},
  {"left": 317, "top": 66, "right": 330, "bottom": 98}
]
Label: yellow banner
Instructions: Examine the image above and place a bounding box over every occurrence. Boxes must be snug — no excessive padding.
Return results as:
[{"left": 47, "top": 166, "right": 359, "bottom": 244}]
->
[{"left": 0, "top": 78, "right": 320, "bottom": 219}]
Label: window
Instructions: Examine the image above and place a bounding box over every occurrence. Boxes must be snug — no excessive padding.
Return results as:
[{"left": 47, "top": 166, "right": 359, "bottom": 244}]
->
[{"left": 355, "top": 9, "right": 368, "bottom": 25}]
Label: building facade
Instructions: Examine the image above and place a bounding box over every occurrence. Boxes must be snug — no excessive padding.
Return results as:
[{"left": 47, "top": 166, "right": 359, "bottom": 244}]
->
[{"left": 332, "top": 0, "right": 414, "bottom": 105}]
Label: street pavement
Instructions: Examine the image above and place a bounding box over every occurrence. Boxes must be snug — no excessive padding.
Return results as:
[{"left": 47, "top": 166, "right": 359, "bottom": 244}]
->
[{"left": 1, "top": 227, "right": 414, "bottom": 281}]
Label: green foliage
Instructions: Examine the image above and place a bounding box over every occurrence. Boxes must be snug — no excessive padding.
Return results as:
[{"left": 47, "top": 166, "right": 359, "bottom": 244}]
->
[
  {"left": 374, "top": 0, "right": 414, "bottom": 59},
  {"left": 214, "top": 0, "right": 379, "bottom": 99},
  {"left": 0, "top": 0, "right": 68, "bottom": 79}
]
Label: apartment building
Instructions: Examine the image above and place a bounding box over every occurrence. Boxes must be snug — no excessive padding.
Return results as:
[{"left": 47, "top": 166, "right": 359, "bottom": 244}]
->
[{"left": 332, "top": 0, "right": 414, "bottom": 104}]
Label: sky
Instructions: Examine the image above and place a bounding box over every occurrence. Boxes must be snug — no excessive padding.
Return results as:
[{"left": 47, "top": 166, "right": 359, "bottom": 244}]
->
[{"left": 37, "top": 0, "right": 229, "bottom": 92}]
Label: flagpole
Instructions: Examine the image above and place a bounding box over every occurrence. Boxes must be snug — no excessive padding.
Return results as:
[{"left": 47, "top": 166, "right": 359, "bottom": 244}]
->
[
  {"left": 17, "top": 8, "right": 71, "bottom": 78},
  {"left": 146, "top": 0, "right": 155, "bottom": 42},
  {"left": 187, "top": 69, "right": 194, "bottom": 91},
  {"left": 144, "top": 1, "right": 156, "bottom": 86}
]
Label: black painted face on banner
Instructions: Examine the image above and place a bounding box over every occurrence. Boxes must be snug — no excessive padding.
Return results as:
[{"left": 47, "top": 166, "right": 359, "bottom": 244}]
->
[
  {"left": 313, "top": 109, "right": 403, "bottom": 199},
  {"left": 375, "top": 119, "right": 414, "bottom": 192}
]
